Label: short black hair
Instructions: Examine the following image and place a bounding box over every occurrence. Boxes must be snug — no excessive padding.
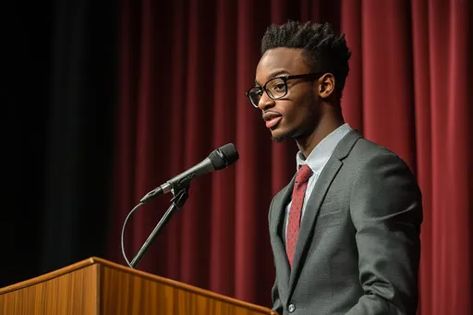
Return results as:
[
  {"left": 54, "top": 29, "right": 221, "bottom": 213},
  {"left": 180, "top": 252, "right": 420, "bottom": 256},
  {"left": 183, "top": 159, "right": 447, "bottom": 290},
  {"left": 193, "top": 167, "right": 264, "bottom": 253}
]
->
[{"left": 261, "top": 21, "right": 351, "bottom": 97}]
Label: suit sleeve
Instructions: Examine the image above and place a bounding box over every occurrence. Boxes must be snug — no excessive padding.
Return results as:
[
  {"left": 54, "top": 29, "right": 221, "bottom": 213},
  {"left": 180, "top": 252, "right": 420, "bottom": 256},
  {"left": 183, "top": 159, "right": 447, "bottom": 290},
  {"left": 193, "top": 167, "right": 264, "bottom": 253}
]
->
[
  {"left": 268, "top": 197, "right": 283, "bottom": 314},
  {"left": 346, "top": 152, "right": 422, "bottom": 315},
  {"left": 271, "top": 277, "right": 283, "bottom": 313}
]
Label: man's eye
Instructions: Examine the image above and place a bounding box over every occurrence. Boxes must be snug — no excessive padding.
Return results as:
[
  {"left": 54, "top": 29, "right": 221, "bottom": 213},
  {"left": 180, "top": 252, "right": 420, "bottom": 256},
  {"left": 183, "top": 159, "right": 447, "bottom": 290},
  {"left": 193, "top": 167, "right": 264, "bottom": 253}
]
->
[
  {"left": 268, "top": 81, "right": 286, "bottom": 94},
  {"left": 254, "top": 88, "right": 263, "bottom": 95},
  {"left": 273, "top": 83, "right": 285, "bottom": 91}
]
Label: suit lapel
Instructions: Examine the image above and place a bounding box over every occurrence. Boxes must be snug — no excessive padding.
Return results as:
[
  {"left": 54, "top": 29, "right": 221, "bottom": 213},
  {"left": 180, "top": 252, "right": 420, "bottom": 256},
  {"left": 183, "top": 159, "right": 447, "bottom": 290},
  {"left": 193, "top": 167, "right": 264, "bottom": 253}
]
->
[{"left": 287, "top": 130, "right": 362, "bottom": 301}]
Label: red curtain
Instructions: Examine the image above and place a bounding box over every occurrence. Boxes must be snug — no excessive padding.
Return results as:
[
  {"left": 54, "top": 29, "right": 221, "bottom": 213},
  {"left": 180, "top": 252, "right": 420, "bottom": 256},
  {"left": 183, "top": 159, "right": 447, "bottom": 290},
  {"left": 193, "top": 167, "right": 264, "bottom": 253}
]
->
[{"left": 110, "top": 0, "right": 473, "bottom": 313}]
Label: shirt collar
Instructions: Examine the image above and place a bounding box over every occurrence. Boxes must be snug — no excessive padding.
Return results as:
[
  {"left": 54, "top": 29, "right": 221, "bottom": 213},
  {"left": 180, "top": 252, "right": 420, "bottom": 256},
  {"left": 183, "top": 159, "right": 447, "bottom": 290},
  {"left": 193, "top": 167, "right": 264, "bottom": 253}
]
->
[{"left": 296, "top": 123, "right": 352, "bottom": 174}]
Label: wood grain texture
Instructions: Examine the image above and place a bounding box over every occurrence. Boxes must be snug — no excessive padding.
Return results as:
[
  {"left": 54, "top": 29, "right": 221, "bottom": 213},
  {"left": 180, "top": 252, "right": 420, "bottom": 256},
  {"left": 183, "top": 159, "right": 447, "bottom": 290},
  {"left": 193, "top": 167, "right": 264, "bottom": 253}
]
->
[
  {"left": 0, "top": 263, "right": 98, "bottom": 315},
  {"left": 0, "top": 257, "right": 277, "bottom": 315},
  {"left": 99, "top": 262, "right": 275, "bottom": 315}
]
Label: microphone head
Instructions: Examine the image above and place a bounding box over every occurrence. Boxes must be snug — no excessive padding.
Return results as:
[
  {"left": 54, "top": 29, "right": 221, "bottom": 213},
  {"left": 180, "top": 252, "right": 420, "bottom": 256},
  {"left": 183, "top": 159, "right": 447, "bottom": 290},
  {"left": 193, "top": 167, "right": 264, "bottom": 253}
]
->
[{"left": 208, "top": 143, "right": 239, "bottom": 170}]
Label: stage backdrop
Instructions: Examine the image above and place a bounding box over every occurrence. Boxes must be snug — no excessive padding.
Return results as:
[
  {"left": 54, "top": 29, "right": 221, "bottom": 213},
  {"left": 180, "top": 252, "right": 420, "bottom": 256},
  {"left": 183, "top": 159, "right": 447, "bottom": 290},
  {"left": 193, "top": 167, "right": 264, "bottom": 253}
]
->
[{"left": 109, "top": 0, "right": 472, "bottom": 314}]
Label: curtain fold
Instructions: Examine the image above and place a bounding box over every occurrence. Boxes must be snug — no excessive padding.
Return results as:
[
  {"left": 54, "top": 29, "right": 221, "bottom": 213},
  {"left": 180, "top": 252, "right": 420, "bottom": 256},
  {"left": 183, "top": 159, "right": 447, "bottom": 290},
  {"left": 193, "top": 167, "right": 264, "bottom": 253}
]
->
[{"left": 112, "top": 0, "right": 473, "bottom": 312}]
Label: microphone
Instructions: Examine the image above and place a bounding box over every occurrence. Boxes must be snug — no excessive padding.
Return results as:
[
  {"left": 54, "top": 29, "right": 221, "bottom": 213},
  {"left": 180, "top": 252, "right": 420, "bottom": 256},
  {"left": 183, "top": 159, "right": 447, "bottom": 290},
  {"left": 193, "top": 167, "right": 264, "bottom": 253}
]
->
[{"left": 139, "top": 143, "right": 239, "bottom": 203}]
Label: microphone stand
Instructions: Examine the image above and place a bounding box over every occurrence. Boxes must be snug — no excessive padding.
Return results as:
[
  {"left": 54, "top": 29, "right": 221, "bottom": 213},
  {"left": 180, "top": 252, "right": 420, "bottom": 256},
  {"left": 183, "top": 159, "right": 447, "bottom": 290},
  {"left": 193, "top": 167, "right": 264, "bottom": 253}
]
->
[{"left": 129, "top": 185, "right": 189, "bottom": 268}]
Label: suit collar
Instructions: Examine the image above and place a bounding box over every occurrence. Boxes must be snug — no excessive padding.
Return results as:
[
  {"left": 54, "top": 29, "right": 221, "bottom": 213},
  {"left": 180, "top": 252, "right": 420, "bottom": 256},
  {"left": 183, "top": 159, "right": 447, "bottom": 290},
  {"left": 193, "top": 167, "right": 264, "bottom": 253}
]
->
[{"left": 332, "top": 129, "right": 361, "bottom": 160}]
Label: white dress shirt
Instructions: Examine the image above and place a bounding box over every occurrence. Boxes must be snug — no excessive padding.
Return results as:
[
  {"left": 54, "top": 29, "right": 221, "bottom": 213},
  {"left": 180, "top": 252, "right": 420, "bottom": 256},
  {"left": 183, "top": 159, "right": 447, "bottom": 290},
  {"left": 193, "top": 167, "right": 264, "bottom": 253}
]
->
[{"left": 285, "top": 123, "right": 352, "bottom": 237}]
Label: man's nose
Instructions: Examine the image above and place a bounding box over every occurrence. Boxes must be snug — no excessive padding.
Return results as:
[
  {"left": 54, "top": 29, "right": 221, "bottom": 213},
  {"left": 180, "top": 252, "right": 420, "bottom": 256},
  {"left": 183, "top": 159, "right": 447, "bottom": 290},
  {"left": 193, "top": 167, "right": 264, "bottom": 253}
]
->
[{"left": 257, "top": 91, "right": 275, "bottom": 111}]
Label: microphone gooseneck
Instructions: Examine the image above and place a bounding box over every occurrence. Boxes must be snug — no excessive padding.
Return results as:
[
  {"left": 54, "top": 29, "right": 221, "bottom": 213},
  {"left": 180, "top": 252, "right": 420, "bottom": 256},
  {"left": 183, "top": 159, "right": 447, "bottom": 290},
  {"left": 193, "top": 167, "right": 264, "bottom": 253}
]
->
[{"left": 139, "top": 143, "right": 239, "bottom": 203}]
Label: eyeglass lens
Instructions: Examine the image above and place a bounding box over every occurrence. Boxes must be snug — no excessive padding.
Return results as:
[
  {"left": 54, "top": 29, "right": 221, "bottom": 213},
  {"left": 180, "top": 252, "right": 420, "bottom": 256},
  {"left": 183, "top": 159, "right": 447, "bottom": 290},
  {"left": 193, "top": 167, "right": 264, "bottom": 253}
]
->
[{"left": 249, "top": 77, "right": 287, "bottom": 107}]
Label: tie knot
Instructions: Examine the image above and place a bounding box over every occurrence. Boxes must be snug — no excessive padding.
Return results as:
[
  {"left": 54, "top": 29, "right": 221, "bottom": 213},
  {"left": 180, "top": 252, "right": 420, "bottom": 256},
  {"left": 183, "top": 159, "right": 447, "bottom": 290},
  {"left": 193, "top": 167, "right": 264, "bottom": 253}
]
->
[{"left": 295, "top": 164, "right": 313, "bottom": 184}]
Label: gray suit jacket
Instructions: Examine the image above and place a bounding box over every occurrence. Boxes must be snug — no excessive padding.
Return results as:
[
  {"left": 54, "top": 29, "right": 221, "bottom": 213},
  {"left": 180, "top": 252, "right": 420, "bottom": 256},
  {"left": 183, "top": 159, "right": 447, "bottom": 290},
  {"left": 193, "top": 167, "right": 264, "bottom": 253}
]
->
[{"left": 269, "top": 130, "right": 422, "bottom": 315}]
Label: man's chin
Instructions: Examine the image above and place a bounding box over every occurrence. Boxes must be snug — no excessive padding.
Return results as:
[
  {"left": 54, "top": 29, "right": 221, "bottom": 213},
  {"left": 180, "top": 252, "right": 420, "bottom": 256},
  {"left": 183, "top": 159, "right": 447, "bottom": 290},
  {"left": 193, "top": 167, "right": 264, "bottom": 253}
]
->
[
  {"left": 271, "top": 134, "right": 287, "bottom": 142},
  {"left": 271, "top": 128, "right": 305, "bottom": 142},
  {"left": 270, "top": 129, "right": 290, "bottom": 142}
]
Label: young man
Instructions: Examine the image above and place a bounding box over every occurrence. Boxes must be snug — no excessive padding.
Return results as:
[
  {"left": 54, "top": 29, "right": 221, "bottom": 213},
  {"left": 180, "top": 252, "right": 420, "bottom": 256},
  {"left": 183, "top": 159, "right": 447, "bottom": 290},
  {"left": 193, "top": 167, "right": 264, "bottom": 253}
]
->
[{"left": 246, "top": 21, "right": 422, "bottom": 315}]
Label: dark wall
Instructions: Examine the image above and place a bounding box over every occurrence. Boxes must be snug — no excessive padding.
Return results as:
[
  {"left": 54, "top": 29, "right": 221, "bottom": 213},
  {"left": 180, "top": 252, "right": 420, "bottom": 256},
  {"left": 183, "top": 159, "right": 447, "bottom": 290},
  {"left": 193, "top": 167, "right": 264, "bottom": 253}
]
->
[
  {"left": 2, "top": 1, "right": 52, "bottom": 286},
  {"left": 1, "top": 0, "right": 117, "bottom": 286}
]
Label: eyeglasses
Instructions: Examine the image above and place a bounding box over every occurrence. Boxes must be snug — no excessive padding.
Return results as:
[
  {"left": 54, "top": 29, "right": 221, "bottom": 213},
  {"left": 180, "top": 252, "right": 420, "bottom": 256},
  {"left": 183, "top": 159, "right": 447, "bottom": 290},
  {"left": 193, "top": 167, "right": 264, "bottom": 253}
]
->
[{"left": 245, "top": 73, "right": 322, "bottom": 108}]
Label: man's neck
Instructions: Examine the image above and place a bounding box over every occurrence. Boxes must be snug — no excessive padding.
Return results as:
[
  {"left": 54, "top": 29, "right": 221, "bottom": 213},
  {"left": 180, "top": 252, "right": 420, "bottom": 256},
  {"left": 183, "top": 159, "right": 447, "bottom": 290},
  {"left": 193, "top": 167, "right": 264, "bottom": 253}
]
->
[{"left": 296, "top": 115, "right": 345, "bottom": 158}]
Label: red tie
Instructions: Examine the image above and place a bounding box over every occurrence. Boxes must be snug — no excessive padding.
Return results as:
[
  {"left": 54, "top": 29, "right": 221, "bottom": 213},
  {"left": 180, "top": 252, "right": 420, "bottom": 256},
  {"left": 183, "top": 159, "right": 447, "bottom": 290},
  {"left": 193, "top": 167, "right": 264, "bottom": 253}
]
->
[{"left": 286, "top": 164, "right": 313, "bottom": 268}]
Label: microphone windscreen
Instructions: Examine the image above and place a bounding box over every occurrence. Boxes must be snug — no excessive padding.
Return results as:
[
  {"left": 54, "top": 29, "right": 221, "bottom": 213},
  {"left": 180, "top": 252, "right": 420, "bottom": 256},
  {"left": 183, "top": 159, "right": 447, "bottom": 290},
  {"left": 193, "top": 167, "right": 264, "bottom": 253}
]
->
[{"left": 208, "top": 143, "right": 239, "bottom": 170}]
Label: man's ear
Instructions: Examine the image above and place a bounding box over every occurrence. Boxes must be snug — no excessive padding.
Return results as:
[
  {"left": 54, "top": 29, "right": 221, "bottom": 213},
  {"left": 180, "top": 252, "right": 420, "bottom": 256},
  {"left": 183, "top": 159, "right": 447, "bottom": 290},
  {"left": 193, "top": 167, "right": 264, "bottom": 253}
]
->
[{"left": 317, "top": 73, "right": 336, "bottom": 98}]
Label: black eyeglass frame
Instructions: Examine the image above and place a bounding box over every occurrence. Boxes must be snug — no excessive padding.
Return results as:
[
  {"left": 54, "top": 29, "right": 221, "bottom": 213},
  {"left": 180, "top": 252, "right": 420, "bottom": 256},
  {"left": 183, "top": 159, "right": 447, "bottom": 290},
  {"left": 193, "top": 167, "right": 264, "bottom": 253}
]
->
[{"left": 245, "top": 72, "right": 323, "bottom": 108}]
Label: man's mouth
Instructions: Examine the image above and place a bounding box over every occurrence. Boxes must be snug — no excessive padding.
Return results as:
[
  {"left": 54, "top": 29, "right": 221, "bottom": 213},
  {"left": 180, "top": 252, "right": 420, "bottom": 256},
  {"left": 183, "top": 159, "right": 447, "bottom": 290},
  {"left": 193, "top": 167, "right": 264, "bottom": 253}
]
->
[{"left": 263, "top": 111, "right": 282, "bottom": 129}]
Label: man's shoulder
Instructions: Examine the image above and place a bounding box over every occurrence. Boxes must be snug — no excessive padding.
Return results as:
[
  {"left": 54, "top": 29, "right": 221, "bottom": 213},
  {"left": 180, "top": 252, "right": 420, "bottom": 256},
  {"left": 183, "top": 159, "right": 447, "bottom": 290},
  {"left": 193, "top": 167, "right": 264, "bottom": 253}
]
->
[
  {"left": 343, "top": 135, "right": 416, "bottom": 182},
  {"left": 331, "top": 131, "right": 415, "bottom": 181},
  {"left": 353, "top": 136, "right": 395, "bottom": 156},
  {"left": 344, "top": 133, "right": 406, "bottom": 164}
]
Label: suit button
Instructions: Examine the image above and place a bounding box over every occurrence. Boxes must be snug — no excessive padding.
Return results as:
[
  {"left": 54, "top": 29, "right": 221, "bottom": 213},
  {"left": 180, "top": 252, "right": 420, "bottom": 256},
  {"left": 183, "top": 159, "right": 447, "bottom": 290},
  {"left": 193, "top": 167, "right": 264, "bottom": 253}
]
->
[{"left": 288, "top": 303, "right": 296, "bottom": 313}]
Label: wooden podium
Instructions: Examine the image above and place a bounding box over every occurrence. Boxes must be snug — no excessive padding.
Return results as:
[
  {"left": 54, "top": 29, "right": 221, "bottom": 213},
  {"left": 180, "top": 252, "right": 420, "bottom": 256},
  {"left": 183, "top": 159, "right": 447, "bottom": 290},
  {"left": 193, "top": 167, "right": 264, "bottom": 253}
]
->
[{"left": 0, "top": 257, "right": 277, "bottom": 315}]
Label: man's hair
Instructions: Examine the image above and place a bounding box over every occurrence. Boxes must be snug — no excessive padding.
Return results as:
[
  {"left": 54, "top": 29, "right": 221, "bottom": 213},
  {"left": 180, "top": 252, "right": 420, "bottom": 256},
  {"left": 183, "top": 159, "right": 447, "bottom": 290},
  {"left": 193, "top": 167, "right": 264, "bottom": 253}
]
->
[{"left": 261, "top": 21, "right": 351, "bottom": 97}]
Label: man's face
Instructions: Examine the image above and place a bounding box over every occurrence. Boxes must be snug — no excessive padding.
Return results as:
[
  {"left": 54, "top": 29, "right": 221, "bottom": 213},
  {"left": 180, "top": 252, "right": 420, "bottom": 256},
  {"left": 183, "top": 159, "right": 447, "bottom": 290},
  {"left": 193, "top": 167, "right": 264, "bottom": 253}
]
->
[{"left": 254, "top": 47, "right": 321, "bottom": 142}]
